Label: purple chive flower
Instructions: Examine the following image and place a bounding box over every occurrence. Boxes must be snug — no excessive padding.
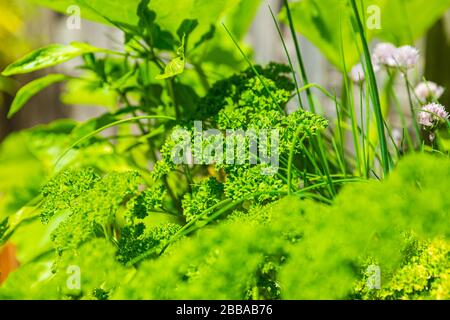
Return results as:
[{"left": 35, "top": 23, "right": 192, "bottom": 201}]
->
[
  {"left": 414, "top": 81, "right": 445, "bottom": 103},
  {"left": 372, "top": 43, "right": 397, "bottom": 67},
  {"left": 349, "top": 63, "right": 380, "bottom": 84},
  {"left": 393, "top": 45, "right": 420, "bottom": 69},
  {"left": 418, "top": 103, "right": 449, "bottom": 127}
]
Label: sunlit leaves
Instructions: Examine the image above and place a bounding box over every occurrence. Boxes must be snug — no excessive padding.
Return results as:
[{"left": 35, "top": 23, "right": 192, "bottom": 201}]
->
[
  {"left": 8, "top": 74, "right": 69, "bottom": 118},
  {"left": 155, "top": 37, "right": 185, "bottom": 80},
  {"left": 31, "top": 0, "right": 243, "bottom": 45},
  {"left": 177, "top": 19, "right": 199, "bottom": 41},
  {"left": 2, "top": 42, "right": 104, "bottom": 76},
  {"left": 280, "top": 0, "right": 450, "bottom": 70}
]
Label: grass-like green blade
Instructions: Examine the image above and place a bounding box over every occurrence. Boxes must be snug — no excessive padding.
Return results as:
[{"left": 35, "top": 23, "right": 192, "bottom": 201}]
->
[{"left": 349, "top": 0, "right": 390, "bottom": 175}]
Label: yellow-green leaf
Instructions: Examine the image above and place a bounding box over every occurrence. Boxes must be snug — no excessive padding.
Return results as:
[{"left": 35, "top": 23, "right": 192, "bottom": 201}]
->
[
  {"left": 31, "top": 0, "right": 243, "bottom": 45},
  {"left": 2, "top": 42, "right": 103, "bottom": 76},
  {"left": 155, "top": 38, "right": 185, "bottom": 80},
  {"left": 8, "top": 74, "right": 69, "bottom": 118},
  {"left": 155, "top": 57, "right": 185, "bottom": 80}
]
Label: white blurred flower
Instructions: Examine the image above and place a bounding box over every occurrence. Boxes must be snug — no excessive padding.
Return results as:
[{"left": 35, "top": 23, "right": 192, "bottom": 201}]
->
[
  {"left": 414, "top": 81, "right": 445, "bottom": 103},
  {"left": 349, "top": 62, "right": 380, "bottom": 83},
  {"left": 372, "top": 43, "right": 397, "bottom": 67},
  {"left": 418, "top": 103, "right": 449, "bottom": 127},
  {"left": 429, "top": 132, "right": 436, "bottom": 142},
  {"left": 392, "top": 128, "right": 403, "bottom": 146},
  {"left": 350, "top": 63, "right": 365, "bottom": 83},
  {"left": 393, "top": 45, "right": 420, "bottom": 69}
]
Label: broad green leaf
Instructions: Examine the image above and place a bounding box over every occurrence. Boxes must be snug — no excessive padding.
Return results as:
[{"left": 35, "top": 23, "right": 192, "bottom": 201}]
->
[
  {"left": 69, "top": 113, "right": 120, "bottom": 142},
  {"left": 10, "top": 213, "right": 64, "bottom": 264},
  {"left": 279, "top": 0, "right": 365, "bottom": 71},
  {"left": 61, "top": 78, "right": 118, "bottom": 110},
  {"left": 174, "top": 82, "right": 200, "bottom": 116},
  {"left": 155, "top": 39, "right": 185, "bottom": 80},
  {"left": 31, "top": 0, "right": 140, "bottom": 26},
  {"left": 193, "top": 25, "right": 216, "bottom": 50},
  {"left": 193, "top": 0, "right": 262, "bottom": 75},
  {"left": 31, "top": 0, "right": 262, "bottom": 74},
  {"left": 374, "top": 0, "right": 450, "bottom": 44},
  {"left": 137, "top": 0, "right": 156, "bottom": 29},
  {"left": 0, "top": 120, "right": 77, "bottom": 224},
  {"left": 31, "top": 0, "right": 243, "bottom": 44},
  {"left": 2, "top": 42, "right": 103, "bottom": 76},
  {"left": 7, "top": 74, "right": 68, "bottom": 118},
  {"left": 177, "top": 19, "right": 199, "bottom": 41},
  {"left": 280, "top": 0, "right": 450, "bottom": 71},
  {"left": 221, "top": 0, "right": 262, "bottom": 40},
  {"left": 0, "top": 205, "right": 41, "bottom": 246}
]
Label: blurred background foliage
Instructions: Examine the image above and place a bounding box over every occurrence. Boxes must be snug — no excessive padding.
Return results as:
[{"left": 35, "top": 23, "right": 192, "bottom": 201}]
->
[
  {"left": 0, "top": 0, "right": 28, "bottom": 138},
  {"left": 0, "top": 1, "right": 29, "bottom": 64},
  {"left": 1, "top": 0, "right": 450, "bottom": 137},
  {"left": 280, "top": 0, "right": 450, "bottom": 70}
]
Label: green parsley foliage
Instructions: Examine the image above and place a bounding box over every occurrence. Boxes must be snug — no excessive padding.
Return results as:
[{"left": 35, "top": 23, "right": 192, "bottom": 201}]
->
[
  {"left": 151, "top": 63, "right": 328, "bottom": 216},
  {"left": 182, "top": 177, "right": 224, "bottom": 222},
  {"left": 0, "top": 0, "right": 447, "bottom": 300},
  {"left": 125, "top": 185, "right": 167, "bottom": 220},
  {"left": 112, "top": 154, "right": 449, "bottom": 299},
  {"left": 117, "top": 222, "right": 181, "bottom": 264},
  {"left": 41, "top": 168, "right": 100, "bottom": 223},
  {"left": 42, "top": 169, "right": 143, "bottom": 253},
  {"left": 0, "top": 142, "right": 448, "bottom": 301},
  {"left": 354, "top": 238, "right": 449, "bottom": 300}
]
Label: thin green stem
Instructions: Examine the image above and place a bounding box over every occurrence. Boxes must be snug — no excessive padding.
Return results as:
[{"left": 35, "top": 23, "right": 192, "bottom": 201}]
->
[
  {"left": 359, "top": 82, "right": 367, "bottom": 177},
  {"left": 287, "top": 132, "right": 307, "bottom": 194},
  {"left": 334, "top": 98, "right": 347, "bottom": 176},
  {"left": 350, "top": 0, "right": 390, "bottom": 175},
  {"left": 55, "top": 115, "right": 175, "bottom": 166},
  {"left": 269, "top": 5, "right": 303, "bottom": 109},
  {"left": 222, "top": 23, "right": 283, "bottom": 112},
  {"left": 282, "top": 0, "right": 314, "bottom": 112},
  {"left": 404, "top": 73, "right": 421, "bottom": 142}
]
